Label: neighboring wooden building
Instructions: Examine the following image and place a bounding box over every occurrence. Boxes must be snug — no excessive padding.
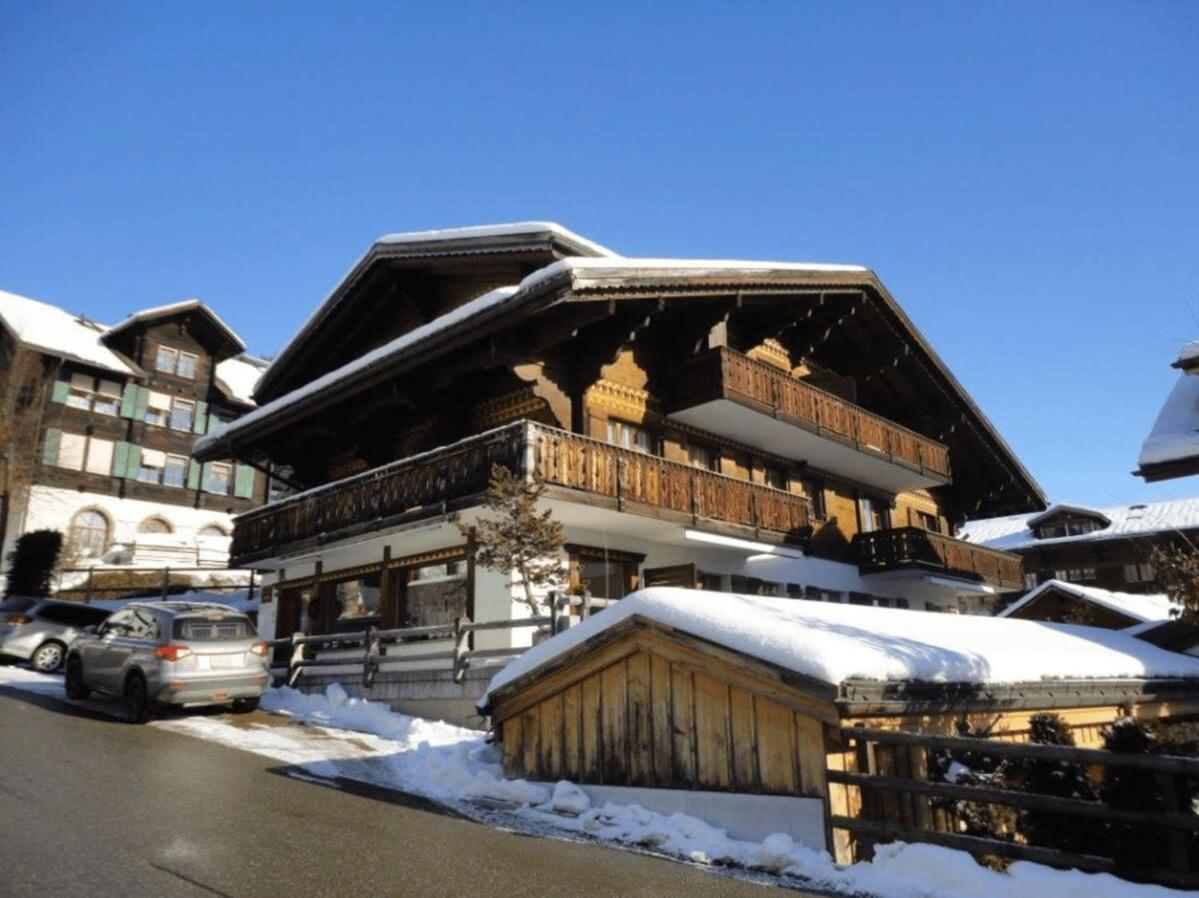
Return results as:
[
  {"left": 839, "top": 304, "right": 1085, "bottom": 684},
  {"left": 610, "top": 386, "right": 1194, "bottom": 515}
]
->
[
  {"left": 961, "top": 498, "right": 1199, "bottom": 596},
  {"left": 479, "top": 587, "right": 1199, "bottom": 860},
  {"left": 192, "top": 222, "right": 1046, "bottom": 719},
  {"left": 999, "top": 578, "right": 1178, "bottom": 629},
  {"left": 0, "top": 291, "right": 268, "bottom": 569},
  {"left": 1137, "top": 341, "right": 1199, "bottom": 482}
]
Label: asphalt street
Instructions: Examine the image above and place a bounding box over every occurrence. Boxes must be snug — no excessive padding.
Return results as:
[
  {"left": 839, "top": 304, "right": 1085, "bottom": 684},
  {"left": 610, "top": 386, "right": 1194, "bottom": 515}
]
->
[{"left": 0, "top": 685, "right": 794, "bottom": 898}]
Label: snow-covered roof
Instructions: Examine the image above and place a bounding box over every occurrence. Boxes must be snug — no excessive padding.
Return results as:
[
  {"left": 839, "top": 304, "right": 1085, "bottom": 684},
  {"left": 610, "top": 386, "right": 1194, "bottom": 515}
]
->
[
  {"left": 0, "top": 288, "right": 136, "bottom": 374},
  {"left": 195, "top": 285, "right": 522, "bottom": 456},
  {"left": 960, "top": 496, "right": 1199, "bottom": 551},
  {"left": 1138, "top": 371, "right": 1199, "bottom": 471},
  {"left": 214, "top": 354, "right": 267, "bottom": 406},
  {"left": 482, "top": 588, "right": 1199, "bottom": 704},
  {"left": 1177, "top": 341, "right": 1199, "bottom": 367},
  {"left": 375, "top": 221, "right": 617, "bottom": 258},
  {"left": 999, "top": 579, "right": 1180, "bottom": 625},
  {"left": 1026, "top": 504, "right": 1111, "bottom": 527},
  {"left": 105, "top": 298, "right": 245, "bottom": 352}
]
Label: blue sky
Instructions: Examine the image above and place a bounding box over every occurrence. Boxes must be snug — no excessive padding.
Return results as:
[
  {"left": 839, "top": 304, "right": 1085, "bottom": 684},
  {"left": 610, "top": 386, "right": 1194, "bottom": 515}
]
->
[{"left": 2, "top": 2, "right": 1196, "bottom": 511}]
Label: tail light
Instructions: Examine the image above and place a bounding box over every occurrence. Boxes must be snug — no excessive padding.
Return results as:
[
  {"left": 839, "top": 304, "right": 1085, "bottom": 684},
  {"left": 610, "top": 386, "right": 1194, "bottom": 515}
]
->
[
  {"left": 154, "top": 644, "right": 193, "bottom": 662},
  {"left": 248, "top": 641, "right": 268, "bottom": 657},
  {"left": 5, "top": 615, "right": 32, "bottom": 625}
]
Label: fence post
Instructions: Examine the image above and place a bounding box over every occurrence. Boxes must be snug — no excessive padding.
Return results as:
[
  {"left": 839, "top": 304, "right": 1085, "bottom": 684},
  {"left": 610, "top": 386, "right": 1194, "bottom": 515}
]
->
[
  {"left": 582, "top": 588, "right": 592, "bottom": 619},
  {"left": 852, "top": 728, "right": 879, "bottom": 861},
  {"left": 1158, "top": 772, "right": 1190, "bottom": 874},
  {"left": 288, "top": 636, "right": 305, "bottom": 688},
  {"left": 452, "top": 615, "right": 471, "bottom": 684},
  {"left": 160, "top": 567, "right": 170, "bottom": 600},
  {"left": 362, "top": 625, "right": 380, "bottom": 689},
  {"left": 549, "top": 590, "right": 561, "bottom": 634}
]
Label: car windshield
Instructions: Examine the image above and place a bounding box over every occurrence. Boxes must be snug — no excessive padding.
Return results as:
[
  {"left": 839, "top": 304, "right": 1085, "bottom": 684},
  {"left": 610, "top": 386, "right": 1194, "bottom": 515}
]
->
[
  {"left": 173, "top": 614, "right": 254, "bottom": 642},
  {"left": 1, "top": 597, "right": 38, "bottom": 614}
]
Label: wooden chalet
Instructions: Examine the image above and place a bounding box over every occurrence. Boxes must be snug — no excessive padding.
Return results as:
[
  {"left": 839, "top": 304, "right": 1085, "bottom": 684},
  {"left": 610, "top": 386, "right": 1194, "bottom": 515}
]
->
[{"left": 192, "top": 222, "right": 1046, "bottom": 719}]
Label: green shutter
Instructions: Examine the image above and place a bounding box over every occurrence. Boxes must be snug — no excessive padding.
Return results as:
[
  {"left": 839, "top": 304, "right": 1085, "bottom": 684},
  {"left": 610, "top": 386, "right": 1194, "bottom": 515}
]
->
[
  {"left": 187, "top": 459, "right": 201, "bottom": 490},
  {"left": 200, "top": 462, "right": 213, "bottom": 493},
  {"left": 42, "top": 428, "right": 62, "bottom": 465},
  {"left": 192, "top": 400, "right": 209, "bottom": 434},
  {"left": 124, "top": 445, "right": 142, "bottom": 479},
  {"left": 233, "top": 464, "right": 255, "bottom": 498},
  {"left": 133, "top": 387, "right": 150, "bottom": 421},
  {"left": 51, "top": 381, "right": 70, "bottom": 403},
  {"left": 119, "top": 384, "right": 139, "bottom": 418},
  {"left": 207, "top": 412, "right": 220, "bottom": 433},
  {"left": 112, "top": 441, "right": 130, "bottom": 477}
]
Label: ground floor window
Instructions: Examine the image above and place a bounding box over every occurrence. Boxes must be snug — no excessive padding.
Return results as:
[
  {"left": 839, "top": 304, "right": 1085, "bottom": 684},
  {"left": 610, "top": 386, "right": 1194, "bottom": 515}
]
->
[
  {"left": 568, "top": 545, "right": 643, "bottom": 600},
  {"left": 400, "top": 559, "right": 468, "bottom": 628},
  {"left": 68, "top": 508, "right": 110, "bottom": 559}
]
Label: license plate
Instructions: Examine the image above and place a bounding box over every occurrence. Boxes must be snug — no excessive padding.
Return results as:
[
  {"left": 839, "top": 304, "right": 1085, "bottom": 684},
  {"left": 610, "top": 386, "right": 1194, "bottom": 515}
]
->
[
  {"left": 197, "top": 654, "right": 238, "bottom": 670},
  {"left": 212, "top": 691, "right": 229, "bottom": 701}
]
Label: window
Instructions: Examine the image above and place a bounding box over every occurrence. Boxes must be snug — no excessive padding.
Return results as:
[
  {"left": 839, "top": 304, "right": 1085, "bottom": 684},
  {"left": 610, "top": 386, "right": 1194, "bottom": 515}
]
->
[
  {"left": 1037, "top": 517, "right": 1105, "bottom": 539},
  {"left": 605, "top": 419, "right": 655, "bottom": 454},
  {"left": 1124, "top": 563, "right": 1156, "bottom": 584},
  {"left": 85, "top": 438, "right": 114, "bottom": 475},
  {"left": 198, "top": 524, "right": 229, "bottom": 539},
  {"left": 163, "top": 455, "right": 188, "bottom": 488},
  {"left": 145, "top": 391, "right": 171, "bottom": 426},
  {"left": 915, "top": 511, "right": 942, "bottom": 533},
  {"left": 64, "top": 373, "right": 122, "bottom": 415},
  {"left": 730, "top": 575, "right": 783, "bottom": 596},
  {"left": 762, "top": 465, "right": 787, "bottom": 491},
  {"left": 698, "top": 571, "right": 724, "bottom": 591},
  {"left": 69, "top": 509, "right": 110, "bottom": 558},
  {"left": 688, "top": 443, "right": 720, "bottom": 472},
  {"left": 154, "top": 345, "right": 199, "bottom": 379},
  {"left": 860, "top": 496, "right": 889, "bottom": 533},
  {"left": 1024, "top": 572, "right": 1039, "bottom": 590},
  {"left": 169, "top": 398, "right": 195, "bottom": 432},
  {"left": 138, "top": 517, "right": 173, "bottom": 534},
  {"left": 1054, "top": 567, "right": 1097, "bottom": 582},
  {"left": 138, "top": 449, "right": 166, "bottom": 484},
  {"left": 204, "top": 462, "right": 232, "bottom": 495},
  {"left": 98, "top": 609, "right": 134, "bottom": 637},
  {"left": 403, "top": 561, "right": 467, "bottom": 628},
  {"left": 800, "top": 478, "right": 826, "bottom": 518},
  {"left": 48, "top": 432, "right": 114, "bottom": 473},
  {"left": 569, "top": 546, "right": 642, "bottom": 600},
  {"left": 330, "top": 574, "right": 383, "bottom": 629},
  {"left": 56, "top": 433, "right": 87, "bottom": 470}
]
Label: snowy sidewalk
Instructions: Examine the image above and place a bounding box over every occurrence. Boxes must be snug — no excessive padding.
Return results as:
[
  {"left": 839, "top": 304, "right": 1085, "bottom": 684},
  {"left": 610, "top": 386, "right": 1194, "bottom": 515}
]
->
[{"left": 0, "top": 665, "right": 1187, "bottom": 898}]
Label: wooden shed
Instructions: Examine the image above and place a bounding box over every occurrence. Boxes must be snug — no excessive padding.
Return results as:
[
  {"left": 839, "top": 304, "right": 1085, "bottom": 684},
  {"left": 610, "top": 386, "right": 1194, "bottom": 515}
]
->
[{"left": 479, "top": 588, "right": 1199, "bottom": 862}]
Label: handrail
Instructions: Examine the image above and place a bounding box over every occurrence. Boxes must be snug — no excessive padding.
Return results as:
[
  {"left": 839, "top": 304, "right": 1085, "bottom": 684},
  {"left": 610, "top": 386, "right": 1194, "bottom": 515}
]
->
[{"left": 853, "top": 526, "right": 1023, "bottom": 589}]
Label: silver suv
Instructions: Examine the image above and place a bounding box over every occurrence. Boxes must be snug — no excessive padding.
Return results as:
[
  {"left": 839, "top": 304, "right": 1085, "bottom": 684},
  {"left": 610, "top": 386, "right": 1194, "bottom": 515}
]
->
[
  {"left": 0, "top": 597, "right": 112, "bottom": 672},
  {"left": 65, "top": 601, "right": 270, "bottom": 723}
]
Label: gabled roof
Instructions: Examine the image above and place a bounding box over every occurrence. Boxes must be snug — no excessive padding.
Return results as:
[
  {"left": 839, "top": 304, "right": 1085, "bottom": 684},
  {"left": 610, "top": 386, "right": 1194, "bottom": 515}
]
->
[
  {"left": 481, "top": 588, "right": 1199, "bottom": 709},
  {"left": 0, "top": 288, "right": 136, "bottom": 374},
  {"left": 1026, "top": 503, "right": 1112, "bottom": 528},
  {"left": 255, "top": 222, "right": 617, "bottom": 400},
  {"left": 961, "top": 496, "right": 1199, "bottom": 551},
  {"left": 1137, "top": 368, "right": 1199, "bottom": 480},
  {"left": 999, "top": 579, "right": 1179, "bottom": 625},
  {"left": 103, "top": 298, "right": 245, "bottom": 354}
]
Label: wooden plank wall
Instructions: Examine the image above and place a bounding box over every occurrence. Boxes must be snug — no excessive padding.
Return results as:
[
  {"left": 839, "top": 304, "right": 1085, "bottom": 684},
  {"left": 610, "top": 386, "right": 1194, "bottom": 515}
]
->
[{"left": 500, "top": 648, "right": 828, "bottom": 798}]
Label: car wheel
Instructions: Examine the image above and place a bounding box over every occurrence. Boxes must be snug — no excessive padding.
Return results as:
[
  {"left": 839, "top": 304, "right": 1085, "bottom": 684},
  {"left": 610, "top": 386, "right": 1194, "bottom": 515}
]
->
[
  {"left": 231, "top": 697, "right": 259, "bottom": 714},
  {"left": 31, "top": 641, "right": 66, "bottom": 673},
  {"left": 123, "top": 673, "right": 154, "bottom": 724},
  {"left": 65, "top": 658, "right": 89, "bottom": 700}
]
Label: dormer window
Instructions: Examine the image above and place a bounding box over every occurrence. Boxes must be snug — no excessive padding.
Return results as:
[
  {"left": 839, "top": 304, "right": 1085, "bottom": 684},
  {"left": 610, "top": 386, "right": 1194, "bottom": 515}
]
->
[
  {"left": 1029, "top": 505, "right": 1111, "bottom": 540},
  {"left": 155, "top": 345, "right": 199, "bottom": 379}
]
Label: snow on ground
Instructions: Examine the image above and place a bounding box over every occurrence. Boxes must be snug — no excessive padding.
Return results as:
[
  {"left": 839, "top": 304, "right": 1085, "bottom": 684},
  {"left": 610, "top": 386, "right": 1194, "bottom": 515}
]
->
[{"left": 0, "top": 666, "right": 1184, "bottom": 898}]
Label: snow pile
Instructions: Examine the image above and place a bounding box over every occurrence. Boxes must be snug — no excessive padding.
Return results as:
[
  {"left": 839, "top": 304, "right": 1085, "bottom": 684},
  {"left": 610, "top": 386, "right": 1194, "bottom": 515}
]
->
[
  {"left": 215, "top": 354, "right": 266, "bottom": 405},
  {"left": 483, "top": 588, "right": 1199, "bottom": 704},
  {"left": 1138, "top": 371, "right": 1199, "bottom": 468}
]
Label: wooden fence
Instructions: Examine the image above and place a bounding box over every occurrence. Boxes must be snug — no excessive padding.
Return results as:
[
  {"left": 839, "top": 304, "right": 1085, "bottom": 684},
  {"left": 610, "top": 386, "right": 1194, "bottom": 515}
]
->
[
  {"left": 53, "top": 566, "right": 258, "bottom": 603},
  {"left": 830, "top": 726, "right": 1199, "bottom": 889}
]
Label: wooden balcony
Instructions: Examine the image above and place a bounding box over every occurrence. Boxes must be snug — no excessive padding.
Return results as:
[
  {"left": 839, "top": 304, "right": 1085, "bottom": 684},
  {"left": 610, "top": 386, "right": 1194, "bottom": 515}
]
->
[
  {"left": 669, "top": 347, "right": 951, "bottom": 493},
  {"left": 232, "top": 421, "right": 813, "bottom": 565},
  {"left": 852, "top": 526, "right": 1023, "bottom": 591}
]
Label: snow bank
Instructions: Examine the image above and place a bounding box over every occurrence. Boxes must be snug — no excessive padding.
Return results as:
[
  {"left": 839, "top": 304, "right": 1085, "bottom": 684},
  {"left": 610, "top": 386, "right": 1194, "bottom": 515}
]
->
[
  {"left": 159, "top": 682, "right": 1187, "bottom": 898},
  {"left": 483, "top": 588, "right": 1199, "bottom": 703}
]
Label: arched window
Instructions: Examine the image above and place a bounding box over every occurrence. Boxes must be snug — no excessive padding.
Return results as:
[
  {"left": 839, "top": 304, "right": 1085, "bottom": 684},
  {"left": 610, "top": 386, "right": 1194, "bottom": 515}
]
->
[
  {"left": 69, "top": 509, "right": 110, "bottom": 558},
  {"left": 197, "top": 524, "right": 228, "bottom": 540},
  {"left": 138, "top": 516, "right": 173, "bottom": 534}
]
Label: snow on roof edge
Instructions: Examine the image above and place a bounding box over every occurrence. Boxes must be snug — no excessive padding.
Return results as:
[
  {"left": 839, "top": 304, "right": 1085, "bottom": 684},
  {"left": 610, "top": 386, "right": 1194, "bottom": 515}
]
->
[
  {"left": 998, "top": 579, "right": 1179, "bottom": 625},
  {"left": 105, "top": 298, "right": 245, "bottom": 352}
]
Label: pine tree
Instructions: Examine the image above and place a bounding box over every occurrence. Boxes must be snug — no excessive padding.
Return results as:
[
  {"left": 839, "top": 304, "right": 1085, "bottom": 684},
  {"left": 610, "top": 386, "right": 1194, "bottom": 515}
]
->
[
  {"left": 5, "top": 529, "right": 63, "bottom": 597},
  {"left": 1149, "top": 544, "right": 1199, "bottom": 624},
  {"left": 460, "top": 464, "right": 566, "bottom": 613},
  {"left": 1015, "top": 713, "right": 1102, "bottom": 853}
]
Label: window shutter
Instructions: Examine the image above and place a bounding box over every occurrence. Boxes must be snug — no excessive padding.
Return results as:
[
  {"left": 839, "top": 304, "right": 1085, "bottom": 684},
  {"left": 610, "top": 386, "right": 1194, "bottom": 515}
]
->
[
  {"left": 119, "top": 384, "right": 138, "bottom": 418},
  {"left": 200, "top": 462, "right": 212, "bottom": 492},
  {"left": 208, "top": 412, "right": 220, "bottom": 433},
  {"left": 111, "top": 441, "right": 130, "bottom": 477},
  {"left": 42, "top": 428, "right": 62, "bottom": 465},
  {"left": 51, "top": 381, "right": 70, "bottom": 403},
  {"left": 187, "top": 459, "right": 201, "bottom": 490},
  {"left": 124, "top": 445, "right": 143, "bottom": 479},
  {"left": 192, "top": 400, "right": 209, "bottom": 434},
  {"left": 233, "top": 464, "right": 255, "bottom": 498},
  {"left": 133, "top": 387, "right": 150, "bottom": 421}
]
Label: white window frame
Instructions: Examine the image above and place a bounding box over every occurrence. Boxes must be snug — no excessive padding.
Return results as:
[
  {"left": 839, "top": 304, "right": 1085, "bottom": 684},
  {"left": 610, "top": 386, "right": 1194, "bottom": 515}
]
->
[{"left": 204, "top": 461, "right": 232, "bottom": 495}]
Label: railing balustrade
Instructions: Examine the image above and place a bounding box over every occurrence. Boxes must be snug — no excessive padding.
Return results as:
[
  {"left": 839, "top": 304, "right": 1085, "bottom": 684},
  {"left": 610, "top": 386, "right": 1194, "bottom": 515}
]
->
[{"left": 852, "top": 526, "right": 1023, "bottom": 590}]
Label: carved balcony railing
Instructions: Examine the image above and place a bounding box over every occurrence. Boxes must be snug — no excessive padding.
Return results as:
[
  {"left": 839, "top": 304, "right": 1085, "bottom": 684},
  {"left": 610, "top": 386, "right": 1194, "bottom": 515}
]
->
[
  {"left": 673, "top": 347, "right": 952, "bottom": 481},
  {"left": 852, "top": 526, "right": 1023, "bottom": 591},
  {"left": 232, "top": 421, "right": 813, "bottom": 564}
]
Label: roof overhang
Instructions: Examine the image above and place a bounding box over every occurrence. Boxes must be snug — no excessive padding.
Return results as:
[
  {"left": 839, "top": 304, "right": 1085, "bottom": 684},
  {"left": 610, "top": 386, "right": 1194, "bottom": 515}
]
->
[{"left": 102, "top": 299, "right": 245, "bottom": 357}]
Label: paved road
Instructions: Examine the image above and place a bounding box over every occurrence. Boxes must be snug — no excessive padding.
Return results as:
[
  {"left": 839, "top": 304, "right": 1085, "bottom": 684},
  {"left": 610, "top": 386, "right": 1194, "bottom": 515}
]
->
[{"left": 0, "top": 686, "right": 788, "bottom": 898}]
